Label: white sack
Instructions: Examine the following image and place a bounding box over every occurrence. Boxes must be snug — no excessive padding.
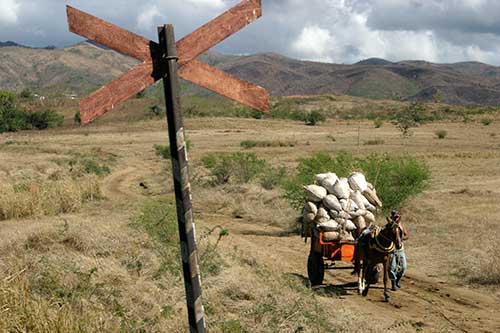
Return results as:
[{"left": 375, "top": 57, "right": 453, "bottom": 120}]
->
[
  {"left": 365, "top": 211, "right": 376, "bottom": 224},
  {"left": 317, "top": 220, "right": 341, "bottom": 232},
  {"left": 323, "top": 231, "right": 341, "bottom": 241},
  {"left": 350, "top": 191, "right": 366, "bottom": 210},
  {"left": 320, "top": 175, "right": 339, "bottom": 194},
  {"left": 363, "top": 188, "right": 382, "bottom": 208},
  {"left": 353, "top": 216, "right": 366, "bottom": 231},
  {"left": 323, "top": 195, "right": 342, "bottom": 211},
  {"left": 303, "top": 212, "right": 316, "bottom": 223},
  {"left": 344, "top": 220, "right": 357, "bottom": 232},
  {"left": 349, "top": 209, "right": 367, "bottom": 218},
  {"left": 316, "top": 207, "right": 330, "bottom": 219},
  {"left": 348, "top": 172, "right": 368, "bottom": 192},
  {"left": 304, "top": 202, "right": 318, "bottom": 214},
  {"left": 304, "top": 185, "right": 327, "bottom": 202},
  {"left": 332, "top": 178, "right": 350, "bottom": 199},
  {"left": 329, "top": 209, "right": 340, "bottom": 218}
]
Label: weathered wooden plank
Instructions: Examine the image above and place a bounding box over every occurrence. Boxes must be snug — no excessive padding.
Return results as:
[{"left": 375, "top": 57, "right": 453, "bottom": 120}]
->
[
  {"left": 177, "top": 0, "right": 262, "bottom": 65},
  {"left": 79, "top": 62, "right": 156, "bottom": 124},
  {"left": 67, "top": 6, "right": 156, "bottom": 62},
  {"left": 179, "top": 59, "right": 269, "bottom": 113}
]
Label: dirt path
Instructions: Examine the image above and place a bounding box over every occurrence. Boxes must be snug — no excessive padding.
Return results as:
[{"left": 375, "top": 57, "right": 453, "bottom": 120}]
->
[{"left": 208, "top": 214, "right": 500, "bottom": 332}]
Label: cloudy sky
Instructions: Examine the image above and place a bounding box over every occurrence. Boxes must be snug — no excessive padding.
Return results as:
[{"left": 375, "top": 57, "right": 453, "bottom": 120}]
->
[{"left": 2, "top": 0, "right": 500, "bottom": 65}]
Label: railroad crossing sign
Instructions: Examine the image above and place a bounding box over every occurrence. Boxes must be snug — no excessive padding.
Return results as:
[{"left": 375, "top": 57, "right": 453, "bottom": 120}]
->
[
  {"left": 67, "top": 0, "right": 268, "bottom": 125},
  {"left": 66, "top": 1, "right": 268, "bottom": 332}
]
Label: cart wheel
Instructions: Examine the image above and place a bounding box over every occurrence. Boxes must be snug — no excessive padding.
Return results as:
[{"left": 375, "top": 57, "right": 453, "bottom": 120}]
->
[{"left": 307, "top": 252, "right": 324, "bottom": 286}]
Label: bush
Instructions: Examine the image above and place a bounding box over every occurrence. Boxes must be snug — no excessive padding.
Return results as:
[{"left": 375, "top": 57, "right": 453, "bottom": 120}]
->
[
  {"left": 0, "top": 91, "right": 64, "bottom": 132},
  {"left": 481, "top": 118, "right": 492, "bottom": 126},
  {"left": 260, "top": 166, "right": 287, "bottom": 190},
  {"left": 435, "top": 130, "right": 447, "bottom": 139},
  {"left": 148, "top": 105, "right": 164, "bottom": 117},
  {"left": 240, "top": 140, "right": 296, "bottom": 149},
  {"left": 374, "top": 119, "right": 383, "bottom": 128},
  {"left": 202, "top": 152, "right": 267, "bottom": 185},
  {"left": 282, "top": 151, "right": 430, "bottom": 211},
  {"left": 74, "top": 111, "right": 81, "bottom": 124},
  {"left": 27, "top": 110, "right": 64, "bottom": 129},
  {"left": 304, "top": 110, "right": 326, "bottom": 126},
  {"left": 0, "top": 91, "right": 26, "bottom": 132},
  {"left": 393, "top": 102, "right": 424, "bottom": 137},
  {"left": 364, "top": 139, "right": 385, "bottom": 145},
  {"left": 154, "top": 140, "right": 192, "bottom": 159}
]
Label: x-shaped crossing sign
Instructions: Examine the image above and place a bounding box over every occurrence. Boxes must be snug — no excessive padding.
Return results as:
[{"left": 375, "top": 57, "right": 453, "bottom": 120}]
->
[
  {"left": 67, "top": 1, "right": 267, "bottom": 331},
  {"left": 67, "top": 0, "right": 268, "bottom": 125}
]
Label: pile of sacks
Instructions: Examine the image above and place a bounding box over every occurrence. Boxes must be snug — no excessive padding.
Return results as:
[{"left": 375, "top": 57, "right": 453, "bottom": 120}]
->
[{"left": 302, "top": 172, "right": 382, "bottom": 242}]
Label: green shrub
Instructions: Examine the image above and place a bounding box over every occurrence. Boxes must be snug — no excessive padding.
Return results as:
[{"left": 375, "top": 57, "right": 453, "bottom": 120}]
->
[
  {"left": 202, "top": 152, "right": 267, "bottom": 185},
  {"left": 0, "top": 91, "right": 26, "bottom": 132},
  {"left": 393, "top": 102, "right": 424, "bottom": 137},
  {"left": 27, "top": 110, "right": 64, "bottom": 130},
  {"left": 74, "top": 111, "right": 81, "bottom": 124},
  {"left": 260, "top": 166, "right": 287, "bottom": 190},
  {"left": 282, "top": 151, "right": 430, "bottom": 211},
  {"left": 154, "top": 140, "right": 192, "bottom": 160},
  {"left": 364, "top": 139, "right": 385, "bottom": 145},
  {"left": 304, "top": 110, "right": 326, "bottom": 126},
  {"left": 1, "top": 92, "right": 64, "bottom": 132},
  {"left": 148, "top": 105, "right": 164, "bottom": 117},
  {"left": 240, "top": 140, "right": 258, "bottom": 149},
  {"left": 374, "top": 119, "right": 383, "bottom": 128},
  {"left": 240, "top": 140, "right": 296, "bottom": 149},
  {"left": 482, "top": 118, "right": 492, "bottom": 126},
  {"left": 435, "top": 130, "right": 447, "bottom": 139},
  {"left": 81, "top": 159, "right": 111, "bottom": 176}
]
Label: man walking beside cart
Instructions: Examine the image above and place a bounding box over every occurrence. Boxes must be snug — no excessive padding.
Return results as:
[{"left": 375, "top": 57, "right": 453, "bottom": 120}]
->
[{"left": 388, "top": 210, "right": 408, "bottom": 291}]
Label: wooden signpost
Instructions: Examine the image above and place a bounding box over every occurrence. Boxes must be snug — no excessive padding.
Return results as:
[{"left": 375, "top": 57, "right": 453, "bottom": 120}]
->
[{"left": 66, "top": 1, "right": 268, "bottom": 331}]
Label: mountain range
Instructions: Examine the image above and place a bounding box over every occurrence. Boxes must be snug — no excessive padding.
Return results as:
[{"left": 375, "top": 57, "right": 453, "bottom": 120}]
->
[{"left": 2, "top": 41, "right": 500, "bottom": 105}]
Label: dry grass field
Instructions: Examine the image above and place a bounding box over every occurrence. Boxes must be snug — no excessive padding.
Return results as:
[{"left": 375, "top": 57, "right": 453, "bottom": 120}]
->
[{"left": 1, "top": 100, "right": 500, "bottom": 332}]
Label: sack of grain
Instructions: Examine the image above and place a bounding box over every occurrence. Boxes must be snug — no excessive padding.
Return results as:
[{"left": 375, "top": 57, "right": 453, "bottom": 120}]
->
[
  {"left": 316, "top": 207, "right": 330, "bottom": 220},
  {"left": 340, "top": 230, "right": 355, "bottom": 242},
  {"left": 317, "top": 220, "right": 340, "bottom": 231},
  {"left": 332, "top": 177, "right": 350, "bottom": 199},
  {"left": 348, "top": 172, "right": 368, "bottom": 192},
  {"left": 303, "top": 212, "right": 316, "bottom": 224},
  {"left": 315, "top": 217, "right": 330, "bottom": 225},
  {"left": 365, "top": 211, "right": 376, "bottom": 224},
  {"left": 304, "top": 202, "right": 318, "bottom": 214},
  {"left": 340, "top": 198, "right": 359, "bottom": 212},
  {"left": 344, "top": 220, "right": 357, "bottom": 232},
  {"left": 323, "top": 194, "right": 342, "bottom": 211},
  {"left": 363, "top": 188, "right": 382, "bottom": 208},
  {"left": 329, "top": 209, "right": 340, "bottom": 219},
  {"left": 360, "top": 195, "right": 376, "bottom": 212},
  {"left": 316, "top": 172, "right": 337, "bottom": 184},
  {"left": 353, "top": 216, "right": 366, "bottom": 231},
  {"left": 349, "top": 209, "right": 367, "bottom": 218},
  {"left": 338, "top": 211, "right": 351, "bottom": 220},
  {"left": 323, "top": 231, "right": 341, "bottom": 241},
  {"left": 321, "top": 176, "right": 339, "bottom": 193},
  {"left": 350, "top": 190, "right": 366, "bottom": 210},
  {"left": 304, "top": 185, "right": 327, "bottom": 202}
]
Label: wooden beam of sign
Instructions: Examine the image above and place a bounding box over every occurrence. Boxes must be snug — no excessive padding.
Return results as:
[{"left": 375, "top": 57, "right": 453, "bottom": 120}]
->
[{"left": 67, "top": 0, "right": 268, "bottom": 125}]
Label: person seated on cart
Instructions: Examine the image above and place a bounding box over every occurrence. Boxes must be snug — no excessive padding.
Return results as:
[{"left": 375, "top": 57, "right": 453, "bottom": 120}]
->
[{"left": 389, "top": 210, "right": 409, "bottom": 291}]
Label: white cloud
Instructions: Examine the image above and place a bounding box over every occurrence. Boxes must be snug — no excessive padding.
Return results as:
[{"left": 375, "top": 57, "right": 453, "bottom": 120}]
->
[
  {"left": 184, "top": 0, "right": 225, "bottom": 9},
  {"left": 136, "top": 5, "right": 164, "bottom": 31},
  {"left": 292, "top": 25, "right": 333, "bottom": 62},
  {"left": 0, "top": 0, "right": 20, "bottom": 25}
]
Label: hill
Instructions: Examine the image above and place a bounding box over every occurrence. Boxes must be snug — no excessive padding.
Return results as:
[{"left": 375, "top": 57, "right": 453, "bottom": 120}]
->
[{"left": 2, "top": 41, "right": 500, "bottom": 105}]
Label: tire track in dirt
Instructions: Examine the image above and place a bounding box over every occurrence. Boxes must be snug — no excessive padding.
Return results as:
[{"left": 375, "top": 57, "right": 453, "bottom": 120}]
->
[
  {"left": 207, "top": 214, "right": 500, "bottom": 332},
  {"left": 102, "top": 166, "right": 141, "bottom": 201}
]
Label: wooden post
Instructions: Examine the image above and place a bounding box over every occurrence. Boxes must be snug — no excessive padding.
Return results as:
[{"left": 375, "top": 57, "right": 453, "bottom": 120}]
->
[{"left": 158, "top": 24, "right": 206, "bottom": 333}]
